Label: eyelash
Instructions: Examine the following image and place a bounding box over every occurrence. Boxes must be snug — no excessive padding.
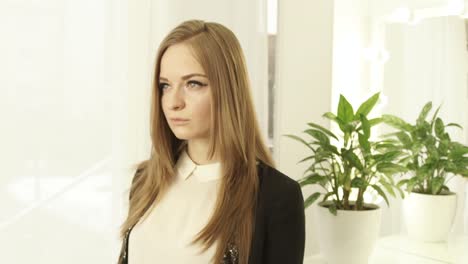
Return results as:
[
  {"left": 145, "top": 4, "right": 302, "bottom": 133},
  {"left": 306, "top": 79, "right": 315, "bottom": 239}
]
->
[{"left": 159, "top": 80, "right": 207, "bottom": 91}]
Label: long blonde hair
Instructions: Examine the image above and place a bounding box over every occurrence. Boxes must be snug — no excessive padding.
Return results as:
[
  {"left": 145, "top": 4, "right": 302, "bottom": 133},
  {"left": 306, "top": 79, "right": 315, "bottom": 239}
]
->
[{"left": 119, "top": 19, "right": 274, "bottom": 264}]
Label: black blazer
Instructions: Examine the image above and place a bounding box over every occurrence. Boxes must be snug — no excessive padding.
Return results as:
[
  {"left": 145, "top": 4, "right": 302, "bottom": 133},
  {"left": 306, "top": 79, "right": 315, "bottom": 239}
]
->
[{"left": 118, "top": 161, "right": 306, "bottom": 264}]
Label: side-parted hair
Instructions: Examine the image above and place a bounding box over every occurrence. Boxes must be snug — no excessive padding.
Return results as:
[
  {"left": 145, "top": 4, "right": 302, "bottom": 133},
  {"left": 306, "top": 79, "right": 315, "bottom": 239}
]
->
[{"left": 118, "top": 19, "right": 274, "bottom": 264}]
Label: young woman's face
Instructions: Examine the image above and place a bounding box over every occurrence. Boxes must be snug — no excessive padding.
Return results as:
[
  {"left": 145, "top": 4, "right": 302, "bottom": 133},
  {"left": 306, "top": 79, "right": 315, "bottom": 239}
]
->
[{"left": 159, "top": 43, "right": 212, "bottom": 141}]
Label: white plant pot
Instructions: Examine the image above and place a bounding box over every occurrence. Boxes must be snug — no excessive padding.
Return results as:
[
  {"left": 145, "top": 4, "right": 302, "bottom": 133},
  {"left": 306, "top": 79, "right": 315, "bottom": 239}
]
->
[
  {"left": 403, "top": 192, "right": 457, "bottom": 242},
  {"left": 465, "top": 181, "right": 468, "bottom": 235},
  {"left": 314, "top": 201, "right": 382, "bottom": 264}
]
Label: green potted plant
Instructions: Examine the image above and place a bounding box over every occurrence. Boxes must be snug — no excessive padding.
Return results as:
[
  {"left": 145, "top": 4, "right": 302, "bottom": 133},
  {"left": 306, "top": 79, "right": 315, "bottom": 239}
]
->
[
  {"left": 383, "top": 102, "right": 468, "bottom": 242},
  {"left": 286, "top": 92, "right": 407, "bottom": 264}
]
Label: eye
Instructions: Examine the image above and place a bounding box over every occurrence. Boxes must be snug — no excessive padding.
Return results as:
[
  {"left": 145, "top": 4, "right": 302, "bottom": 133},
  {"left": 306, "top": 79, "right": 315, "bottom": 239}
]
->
[
  {"left": 187, "top": 80, "right": 206, "bottom": 89},
  {"left": 159, "top": 82, "right": 169, "bottom": 91}
]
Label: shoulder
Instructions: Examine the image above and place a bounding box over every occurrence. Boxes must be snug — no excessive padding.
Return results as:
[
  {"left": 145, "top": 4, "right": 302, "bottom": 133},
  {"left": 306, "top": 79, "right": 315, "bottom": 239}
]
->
[
  {"left": 258, "top": 162, "right": 302, "bottom": 196},
  {"left": 257, "top": 162, "right": 304, "bottom": 210}
]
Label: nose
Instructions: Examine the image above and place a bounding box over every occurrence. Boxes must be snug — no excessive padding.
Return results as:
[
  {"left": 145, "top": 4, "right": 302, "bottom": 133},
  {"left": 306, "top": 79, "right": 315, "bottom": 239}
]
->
[{"left": 167, "top": 86, "right": 185, "bottom": 110}]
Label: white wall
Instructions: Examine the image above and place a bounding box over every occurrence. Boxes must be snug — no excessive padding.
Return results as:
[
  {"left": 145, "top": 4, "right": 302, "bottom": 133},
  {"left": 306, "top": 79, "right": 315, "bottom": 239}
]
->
[
  {"left": 332, "top": 0, "right": 372, "bottom": 108},
  {"left": 274, "top": 0, "right": 334, "bottom": 257}
]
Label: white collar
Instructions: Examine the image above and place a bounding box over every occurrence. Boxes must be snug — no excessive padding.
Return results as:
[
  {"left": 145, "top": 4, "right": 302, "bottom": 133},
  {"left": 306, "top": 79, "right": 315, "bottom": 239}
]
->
[{"left": 175, "top": 149, "right": 222, "bottom": 182}]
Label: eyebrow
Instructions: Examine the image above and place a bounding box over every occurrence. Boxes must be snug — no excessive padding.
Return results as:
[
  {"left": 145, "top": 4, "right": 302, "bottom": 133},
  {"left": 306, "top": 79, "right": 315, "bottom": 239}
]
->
[{"left": 159, "top": 73, "right": 207, "bottom": 82}]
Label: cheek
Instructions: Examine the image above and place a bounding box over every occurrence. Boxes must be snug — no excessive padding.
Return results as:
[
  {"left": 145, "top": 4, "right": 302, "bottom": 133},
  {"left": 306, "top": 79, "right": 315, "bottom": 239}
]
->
[{"left": 193, "top": 95, "right": 212, "bottom": 120}]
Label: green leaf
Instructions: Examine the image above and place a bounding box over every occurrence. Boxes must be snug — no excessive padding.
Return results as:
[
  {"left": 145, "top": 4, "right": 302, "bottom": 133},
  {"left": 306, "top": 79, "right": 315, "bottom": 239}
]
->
[
  {"left": 417, "top": 102, "right": 432, "bottom": 125},
  {"left": 376, "top": 162, "right": 408, "bottom": 174},
  {"left": 355, "top": 92, "right": 380, "bottom": 119},
  {"left": 431, "top": 177, "right": 445, "bottom": 195},
  {"left": 458, "top": 169, "right": 468, "bottom": 177},
  {"left": 448, "top": 143, "right": 468, "bottom": 159},
  {"left": 369, "top": 117, "right": 383, "bottom": 127},
  {"left": 381, "top": 150, "right": 403, "bottom": 162},
  {"left": 382, "top": 114, "right": 413, "bottom": 131},
  {"left": 397, "top": 179, "right": 409, "bottom": 188},
  {"left": 381, "top": 171, "right": 396, "bottom": 185},
  {"left": 360, "top": 114, "right": 371, "bottom": 139},
  {"left": 304, "top": 192, "right": 322, "bottom": 209},
  {"left": 323, "top": 112, "right": 347, "bottom": 132},
  {"left": 438, "top": 139, "right": 449, "bottom": 155},
  {"left": 297, "top": 155, "right": 315, "bottom": 164},
  {"left": 323, "top": 112, "right": 338, "bottom": 121},
  {"left": 338, "top": 95, "right": 354, "bottom": 123},
  {"left": 328, "top": 203, "right": 338, "bottom": 215},
  {"left": 446, "top": 123, "right": 463, "bottom": 129},
  {"left": 304, "top": 166, "right": 329, "bottom": 174},
  {"left": 441, "top": 185, "right": 451, "bottom": 193},
  {"left": 299, "top": 174, "right": 327, "bottom": 187},
  {"left": 435, "top": 118, "right": 445, "bottom": 138},
  {"left": 442, "top": 132, "right": 451, "bottom": 141},
  {"left": 397, "top": 156, "right": 412, "bottom": 166},
  {"left": 358, "top": 133, "right": 371, "bottom": 153},
  {"left": 322, "top": 192, "right": 334, "bottom": 202},
  {"left": 396, "top": 132, "right": 412, "bottom": 148},
  {"left": 284, "top": 134, "right": 316, "bottom": 153},
  {"left": 393, "top": 182, "right": 405, "bottom": 198},
  {"left": 430, "top": 104, "right": 441, "bottom": 128},
  {"left": 343, "top": 150, "right": 364, "bottom": 170},
  {"left": 406, "top": 177, "right": 419, "bottom": 193},
  {"left": 371, "top": 184, "right": 389, "bottom": 207},
  {"left": 304, "top": 129, "right": 330, "bottom": 145},
  {"left": 380, "top": 179, "right": 396, "bottom": 198},
  {"left": 307, "top": 123, "right": 338, "bottom": 140},
  {"left": 351, "top": 177, "right": 367, "bottom": 188},
  {"left": 314, "top": 149, "right": 333, "bottom": 163},
  {"left": 375, "top": 142, "right": 402, "bottom": 151},
  {"left": 322, "top": 143, "right": 340, "bottom": 155}
]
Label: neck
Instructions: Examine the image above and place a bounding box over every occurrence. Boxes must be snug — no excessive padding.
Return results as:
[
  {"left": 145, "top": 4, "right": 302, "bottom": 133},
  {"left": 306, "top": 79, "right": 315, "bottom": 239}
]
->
[{"left": 186, "top": 138, "right": 219, "bottom": 165}]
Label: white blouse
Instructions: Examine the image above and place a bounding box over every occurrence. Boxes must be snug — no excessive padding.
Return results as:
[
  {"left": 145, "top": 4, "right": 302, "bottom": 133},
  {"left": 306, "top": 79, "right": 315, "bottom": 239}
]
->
[{"left": 128, "top": 149, "right": 222, "bottom": 264}]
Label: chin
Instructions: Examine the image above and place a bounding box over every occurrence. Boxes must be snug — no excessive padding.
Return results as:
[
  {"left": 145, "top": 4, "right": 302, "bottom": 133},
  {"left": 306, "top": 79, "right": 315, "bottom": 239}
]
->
[
  {"left": 174, "top": 135, "right": 191, "bottom": 140},
  {"left": 171, "top": 130, "right": 194, "bottom": 140},
  {"left": 171, "top": 130, "right": 209, "bottom": 141}
]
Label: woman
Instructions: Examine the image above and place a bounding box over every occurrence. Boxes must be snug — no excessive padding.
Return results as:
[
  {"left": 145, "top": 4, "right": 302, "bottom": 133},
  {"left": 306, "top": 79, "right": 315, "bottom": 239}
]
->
[{"left": 117, "top": 19, "right": 305, "bottom": 264}]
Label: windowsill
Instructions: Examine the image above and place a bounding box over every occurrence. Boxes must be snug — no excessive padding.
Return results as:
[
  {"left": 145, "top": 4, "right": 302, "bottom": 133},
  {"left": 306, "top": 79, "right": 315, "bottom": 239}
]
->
[{"left": 304, "top": 234, "right": 468, "bottom": 264}]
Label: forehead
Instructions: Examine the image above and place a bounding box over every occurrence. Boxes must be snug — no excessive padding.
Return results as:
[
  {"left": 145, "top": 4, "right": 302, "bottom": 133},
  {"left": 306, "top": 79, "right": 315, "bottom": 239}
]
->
[{"left": 160, "top": 43, "right": 205, "bottom": 78}]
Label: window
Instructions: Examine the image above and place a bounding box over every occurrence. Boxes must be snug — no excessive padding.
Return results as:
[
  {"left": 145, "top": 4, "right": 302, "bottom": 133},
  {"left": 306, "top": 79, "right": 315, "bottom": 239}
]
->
[{"left": 267, "top": 0, "right": 278, "bottom": 155}]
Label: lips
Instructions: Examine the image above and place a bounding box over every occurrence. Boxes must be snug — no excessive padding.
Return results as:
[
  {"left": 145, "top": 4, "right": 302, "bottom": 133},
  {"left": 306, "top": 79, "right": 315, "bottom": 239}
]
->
[
  {"left": 169, "top": 118, "right": 190, "bottom": 125},
  {"left": 170, "top": 118, "right": 189, "bottom": 122}
]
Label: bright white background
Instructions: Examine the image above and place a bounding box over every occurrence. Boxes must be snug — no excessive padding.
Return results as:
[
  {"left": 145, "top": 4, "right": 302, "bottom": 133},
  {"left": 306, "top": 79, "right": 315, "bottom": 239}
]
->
[{"left": 0, "top": 0, "right": 467, "bottom": 263}]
